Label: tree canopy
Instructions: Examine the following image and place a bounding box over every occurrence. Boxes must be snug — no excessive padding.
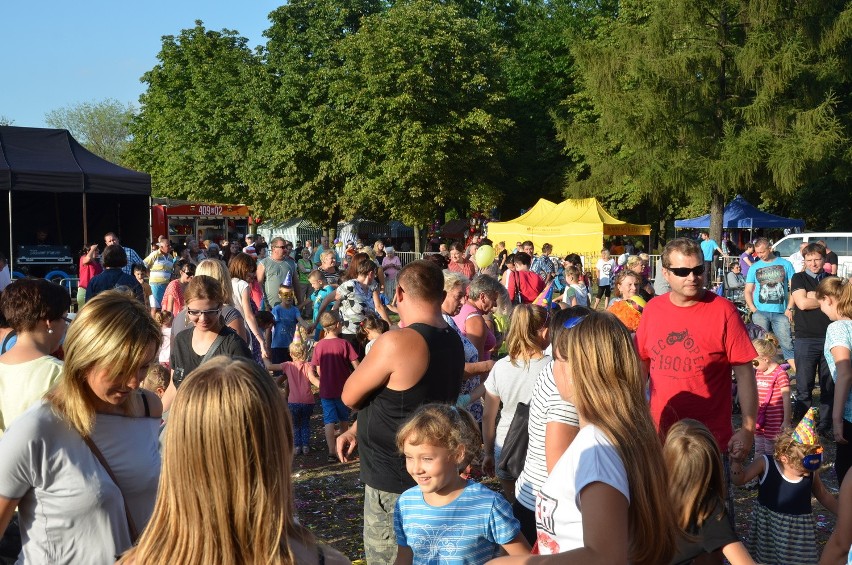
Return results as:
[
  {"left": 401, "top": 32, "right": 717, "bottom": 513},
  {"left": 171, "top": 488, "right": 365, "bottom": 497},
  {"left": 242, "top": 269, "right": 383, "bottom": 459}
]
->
[
  {"left": 126, "top": 0, "right": 852, "bottom": 240},
  {"left": 45, "top": 98, "right": 134, "bottom": 165}
]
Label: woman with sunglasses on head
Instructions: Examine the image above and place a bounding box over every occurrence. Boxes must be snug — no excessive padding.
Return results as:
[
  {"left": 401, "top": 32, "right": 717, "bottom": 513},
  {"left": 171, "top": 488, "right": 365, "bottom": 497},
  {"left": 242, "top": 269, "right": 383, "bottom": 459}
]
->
[
  {"left": 161, "top": 275, "right": 251, "bottom": 412},
  {"left": 0, "top": 291, "right": 163, "bottom": 564},
  {"left": 162, "top": 259, "right": 195, "bottom": 317},
  {"left": 491, "top": 311, "right": 677, "bottom": 565}
]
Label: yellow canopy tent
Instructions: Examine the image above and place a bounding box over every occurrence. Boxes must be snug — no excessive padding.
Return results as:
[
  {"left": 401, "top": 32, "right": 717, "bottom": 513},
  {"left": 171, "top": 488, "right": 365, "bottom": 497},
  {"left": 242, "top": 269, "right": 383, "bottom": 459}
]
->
[{"left": 487, "top": 198, "right": 651, "bottom": 256}]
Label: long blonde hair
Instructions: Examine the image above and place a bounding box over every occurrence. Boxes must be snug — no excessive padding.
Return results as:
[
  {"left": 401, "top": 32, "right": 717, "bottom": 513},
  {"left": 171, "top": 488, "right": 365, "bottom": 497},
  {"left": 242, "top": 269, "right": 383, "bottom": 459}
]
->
[
  {"left": 119, "top": 357, "right": 312, "bottom": 564},
  {"left": 196, "top": 258, "right": 234, "bottom": 306},
  {"left": 553, "top": 311, "right": 676, "bottom": 565},
  {"left": 45, "top": 291, "right": 162, "bottom": 436},
  {"left": 506, "top": 304, "right": 548, "bottom": 366},
  {"left": 664, "top": 419, "right": 726, "bottom": 531}
]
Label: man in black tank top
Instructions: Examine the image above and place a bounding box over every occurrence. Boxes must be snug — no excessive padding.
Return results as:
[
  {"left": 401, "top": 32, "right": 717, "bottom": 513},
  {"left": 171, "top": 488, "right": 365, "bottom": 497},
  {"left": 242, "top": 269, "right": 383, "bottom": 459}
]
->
[{"left": 337, "top": 260, "right": 464, "bottom": 564}]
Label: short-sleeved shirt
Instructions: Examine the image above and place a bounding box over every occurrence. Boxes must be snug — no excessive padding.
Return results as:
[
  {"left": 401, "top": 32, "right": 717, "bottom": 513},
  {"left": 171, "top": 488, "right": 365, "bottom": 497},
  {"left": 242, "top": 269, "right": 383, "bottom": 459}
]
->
[
  {"left": 78, "top": 256, "right": 103, "bottom": 289},
  {"left": 311, "top": 285, "right": 336, "bottom": 321},
  {"left": 0, "top": 401, "right": 160, "bottom": 565},
  {"left": 756, "top": 365, "right": 790, "bottom": 437},
  {"left": 143, "top": 249, "right": 175, "bottom": 285},
  {"left": 531, "top": 255, "right": 556, "bottom": 281},
  {"left": 825, "top": 320, "right": 852, "bottom": 422},
  {"left": 0, "top": 356, "right": 63, "bottom": 435},
  {"left": 745, "top": 258, "right": 795, "bottom": 314},
  {"left": 825, "top": 251, "right": 839, "bottom": 273},
  {"left": 700, "top": 239, "right": 720, "bottom": 261},
  {"left": 515, "top": 361, "right": 579, "bottom": 510},
  {"left": 281, "top": 360, "right": 315, "bottom": 405},
  {"left": 670, "top": 501, "right": 739, "bottom": 564},
  {"left": 595, "top": 258, "right": 615, "bottom": 286},
  {"left": 394, "top": 481, "right": 520, "bottom": 564},
  {"left": 336, "top": 279, "right": 377, "bottom": 335},
  {"left": 535, "top": 424, "right": 630, "bottom": 555},
  {"left": 271, "top": 304, "right": 301, "bottom": 348},
  {"left": 448, "top": 259, "right": 477, "bottom": 280},
  {"left": 790, "top": 271, "right": 832, "bottom": 338},
  {"left": 312, "top": 336, "right": 358, "bottom": 399},
  {"left": 636, "top": 291, "right": 757, "bottom": 448},
  {"left": 170, "top": 326, "right": 252, "bottom": 387},
  {"left": 484, "top": 355, "right": 551, "bottom": 450}
]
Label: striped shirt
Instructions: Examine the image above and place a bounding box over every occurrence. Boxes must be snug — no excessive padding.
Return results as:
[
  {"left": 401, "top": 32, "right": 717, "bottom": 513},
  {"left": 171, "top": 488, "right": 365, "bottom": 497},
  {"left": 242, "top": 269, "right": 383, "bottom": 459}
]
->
[
  {"left": 394, "top": 481, "right": 519, "bottom": 564},
  {"left": 143, "top": 249, "right": 175, "bottom": 285},
  {"left": 514, "top": 361, "right": 579, "bottom": 511},
  {"left": 756, "top": 365, "right": 790, "bottom": 438}
]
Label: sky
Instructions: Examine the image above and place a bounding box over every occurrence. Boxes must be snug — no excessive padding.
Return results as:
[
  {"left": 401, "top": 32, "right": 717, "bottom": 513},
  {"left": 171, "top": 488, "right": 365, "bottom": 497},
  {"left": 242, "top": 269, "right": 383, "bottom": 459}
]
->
[{"left": 2, "top": 0, "right": 284, "bottom": 128}]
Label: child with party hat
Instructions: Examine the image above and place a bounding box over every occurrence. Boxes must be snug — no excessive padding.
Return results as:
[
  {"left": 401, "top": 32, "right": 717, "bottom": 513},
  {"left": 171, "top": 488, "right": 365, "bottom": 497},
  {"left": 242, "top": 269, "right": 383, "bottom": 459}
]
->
[{"left": 731, "top": 408, "right": 838, "bottom": 564}]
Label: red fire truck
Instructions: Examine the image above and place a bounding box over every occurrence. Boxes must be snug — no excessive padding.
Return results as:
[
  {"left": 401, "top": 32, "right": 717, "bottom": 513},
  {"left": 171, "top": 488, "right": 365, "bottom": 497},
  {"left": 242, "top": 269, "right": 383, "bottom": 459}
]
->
[{"left": 151, "top": 199, "right": 255, "bottom": 245}]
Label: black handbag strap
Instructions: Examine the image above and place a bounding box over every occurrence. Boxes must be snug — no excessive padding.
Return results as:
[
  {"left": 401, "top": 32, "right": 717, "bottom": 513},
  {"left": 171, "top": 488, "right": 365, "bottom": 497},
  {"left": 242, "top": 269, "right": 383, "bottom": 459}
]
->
[{"left": 82, "top": 436, "right": 139, "bottom": 543}]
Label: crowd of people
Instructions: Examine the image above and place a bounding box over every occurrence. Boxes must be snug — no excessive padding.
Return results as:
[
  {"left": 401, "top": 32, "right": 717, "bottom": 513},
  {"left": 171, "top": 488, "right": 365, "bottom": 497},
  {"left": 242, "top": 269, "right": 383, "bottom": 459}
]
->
[{"left": 0, "top": 230, "right": 851, "bottom": 564}]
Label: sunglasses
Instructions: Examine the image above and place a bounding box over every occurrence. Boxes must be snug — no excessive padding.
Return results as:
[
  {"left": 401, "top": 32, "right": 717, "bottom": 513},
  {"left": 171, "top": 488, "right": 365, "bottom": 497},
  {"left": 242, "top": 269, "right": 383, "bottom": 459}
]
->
[
  {"left": 186, "top": 307, "right": 221, "bottom": 319},
  {"left": 752, "top": 359, "right": 761, "bottom": 367},
  {"left": 666, "top": 265, "right": 705, "bottom": 277}
]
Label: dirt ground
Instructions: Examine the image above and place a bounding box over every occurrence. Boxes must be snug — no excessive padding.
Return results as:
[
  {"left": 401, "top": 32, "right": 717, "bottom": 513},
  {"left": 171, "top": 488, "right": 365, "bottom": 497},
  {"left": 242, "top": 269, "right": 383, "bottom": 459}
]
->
[{"left": 293, "top": 401, "right": 840, "bottom": 563}]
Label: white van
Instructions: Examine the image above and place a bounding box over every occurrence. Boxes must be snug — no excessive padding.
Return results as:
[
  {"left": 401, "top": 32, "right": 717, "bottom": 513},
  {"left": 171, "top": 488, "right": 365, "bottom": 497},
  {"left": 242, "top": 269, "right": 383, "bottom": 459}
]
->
[{"left": 772, "top": 233, "right": 852, "bottom": 277}]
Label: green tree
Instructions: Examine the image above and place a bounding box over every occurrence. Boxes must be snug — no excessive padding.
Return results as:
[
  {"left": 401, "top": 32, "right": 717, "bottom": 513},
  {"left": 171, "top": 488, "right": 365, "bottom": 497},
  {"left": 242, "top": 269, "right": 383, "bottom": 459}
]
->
[
  {"left": 323, "top": 0, "right": 512, "bottom": 250},
  {"left": 248, "top": 0, "right": 383, "bottom": 232},
  {"left": 560, "top": 0, "right": 847, "bottom": 243},
  {"left": 0, "top": 115, "right": 13, "bottom": 126},
  {"left": 125, "top": 21, "right": 262, "bottom": 202},
  {"left": 45, "top": 98, "right": 134, "bottom": 164}
]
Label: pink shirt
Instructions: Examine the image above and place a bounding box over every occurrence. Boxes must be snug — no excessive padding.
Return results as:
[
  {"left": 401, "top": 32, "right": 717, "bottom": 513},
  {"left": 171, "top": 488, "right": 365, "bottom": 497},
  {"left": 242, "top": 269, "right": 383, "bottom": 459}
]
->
[
  {"left": 756, "top": 365, "right": 790, "bottom": 439},
  {"left": 282, "top": 360, "right": 315, "bottom": 405}
]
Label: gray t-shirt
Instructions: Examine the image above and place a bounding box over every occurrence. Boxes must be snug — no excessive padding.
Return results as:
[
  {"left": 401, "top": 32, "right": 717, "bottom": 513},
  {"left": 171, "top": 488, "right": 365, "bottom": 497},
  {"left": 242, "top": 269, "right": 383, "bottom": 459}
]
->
[
  {"left": 484, "top": 355, "right": 551, "bottom": 449},
  {"left": 0, "top": 401, "right": 161, "bottom": 564}
]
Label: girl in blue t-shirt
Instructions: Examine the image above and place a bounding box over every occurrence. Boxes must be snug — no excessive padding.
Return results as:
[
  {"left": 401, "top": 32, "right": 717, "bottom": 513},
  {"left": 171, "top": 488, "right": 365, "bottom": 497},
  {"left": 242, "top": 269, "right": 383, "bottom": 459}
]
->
[
  {"left": 817, "top": 275, "right": 852, "bottom": 484},
  {"left": 271, "top": 286, "right": 309, "bottom": 364},
  {"left": 393, "top": 404, "right": 530, "bottom": 564}
]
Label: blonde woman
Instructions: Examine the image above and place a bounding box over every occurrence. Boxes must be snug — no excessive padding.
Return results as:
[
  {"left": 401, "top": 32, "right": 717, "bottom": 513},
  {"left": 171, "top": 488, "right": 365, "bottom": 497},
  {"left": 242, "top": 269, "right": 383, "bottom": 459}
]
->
[
  {"left": 117, "top": 358, "right": 350, "bottom": 565},
  {"left": 490, "top": 311, "right": 676, "bottom": 565},
  {"left": 0, "top": 291, "right": 163, "bottom": 564}
]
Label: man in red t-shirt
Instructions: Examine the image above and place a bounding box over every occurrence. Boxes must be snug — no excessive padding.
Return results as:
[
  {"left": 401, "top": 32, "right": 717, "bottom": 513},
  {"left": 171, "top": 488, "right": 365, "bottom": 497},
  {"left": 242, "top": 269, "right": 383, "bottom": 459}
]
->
[{"left": 636, "top": 238, "right": 757, "bottom": 459}]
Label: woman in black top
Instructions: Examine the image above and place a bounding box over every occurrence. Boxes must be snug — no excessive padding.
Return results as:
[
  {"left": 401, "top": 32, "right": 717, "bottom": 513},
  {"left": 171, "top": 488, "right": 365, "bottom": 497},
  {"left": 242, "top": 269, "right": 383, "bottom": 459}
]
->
[{"left": 161, "top": 275, "right": 251, "bottom": 412}]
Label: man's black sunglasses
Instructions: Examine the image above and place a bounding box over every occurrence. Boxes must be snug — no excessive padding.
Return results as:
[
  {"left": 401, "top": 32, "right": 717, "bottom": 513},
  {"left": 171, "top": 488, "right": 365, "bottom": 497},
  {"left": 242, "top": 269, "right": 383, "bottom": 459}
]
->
[{"left": 666, "top": 265, "right": 705, "bottom": 277}]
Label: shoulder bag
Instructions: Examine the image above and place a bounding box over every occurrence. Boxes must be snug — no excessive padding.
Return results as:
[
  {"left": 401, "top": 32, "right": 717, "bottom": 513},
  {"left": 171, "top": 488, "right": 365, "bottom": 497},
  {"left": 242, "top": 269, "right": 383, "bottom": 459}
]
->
[{"left": 496, "top": 402, "right": 530, "bottom": 481}]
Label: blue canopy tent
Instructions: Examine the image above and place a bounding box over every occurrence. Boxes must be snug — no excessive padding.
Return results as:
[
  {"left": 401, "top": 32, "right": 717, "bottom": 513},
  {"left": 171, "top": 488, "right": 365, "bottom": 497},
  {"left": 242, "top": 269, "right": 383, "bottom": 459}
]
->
[{"left": 674, "top": 195, "right": 804, "bottom": 231}]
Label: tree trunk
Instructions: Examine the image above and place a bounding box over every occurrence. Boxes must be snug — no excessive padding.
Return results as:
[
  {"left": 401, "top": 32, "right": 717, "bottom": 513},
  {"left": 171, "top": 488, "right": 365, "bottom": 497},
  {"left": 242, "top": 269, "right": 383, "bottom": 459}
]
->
[
  {"left": 709, "top": 189, "right": 725, "bottom": 246},
  {"left": 413, "top": 226, "right": 422, "bottom": 254}
]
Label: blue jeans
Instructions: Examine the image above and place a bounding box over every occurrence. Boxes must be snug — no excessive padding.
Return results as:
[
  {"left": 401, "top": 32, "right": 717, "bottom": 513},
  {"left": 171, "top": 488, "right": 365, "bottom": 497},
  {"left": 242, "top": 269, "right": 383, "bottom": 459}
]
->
[
  {"left": 751, "top": 310, "right": 794, "bottom": 361},
  {"left": 288, "top": 403, "right": 314, "bottom": 448}
]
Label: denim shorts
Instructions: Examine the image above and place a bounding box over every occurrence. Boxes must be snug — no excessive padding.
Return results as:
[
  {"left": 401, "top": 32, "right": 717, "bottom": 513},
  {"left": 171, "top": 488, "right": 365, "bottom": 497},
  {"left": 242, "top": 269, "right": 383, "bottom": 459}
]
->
[{"left": 320, "top": 397, "right": 350, "bottom": 425}]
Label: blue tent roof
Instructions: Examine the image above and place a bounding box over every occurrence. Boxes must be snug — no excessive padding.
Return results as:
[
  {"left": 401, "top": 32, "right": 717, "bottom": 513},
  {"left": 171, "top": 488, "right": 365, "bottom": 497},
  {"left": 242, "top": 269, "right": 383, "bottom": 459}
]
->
[{"left": 674, "top": 195, "right": 804, "bottom": 229}]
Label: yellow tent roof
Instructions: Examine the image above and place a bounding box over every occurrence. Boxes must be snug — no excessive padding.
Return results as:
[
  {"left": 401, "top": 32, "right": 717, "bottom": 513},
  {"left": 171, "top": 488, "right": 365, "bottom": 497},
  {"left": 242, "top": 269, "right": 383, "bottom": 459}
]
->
[{"left": 487, "top": 198, "right": 650, "bottom": 256}]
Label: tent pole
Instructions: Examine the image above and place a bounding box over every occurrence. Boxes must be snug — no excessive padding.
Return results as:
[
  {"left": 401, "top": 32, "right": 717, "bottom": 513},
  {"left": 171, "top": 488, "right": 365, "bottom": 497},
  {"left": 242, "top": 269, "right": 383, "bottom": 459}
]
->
[
  {"left": 8, "top": 191, "right": 13, "bottom": 276},
  {"left": 82, "top": 194, "right": 88, "bottom": 246}
]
